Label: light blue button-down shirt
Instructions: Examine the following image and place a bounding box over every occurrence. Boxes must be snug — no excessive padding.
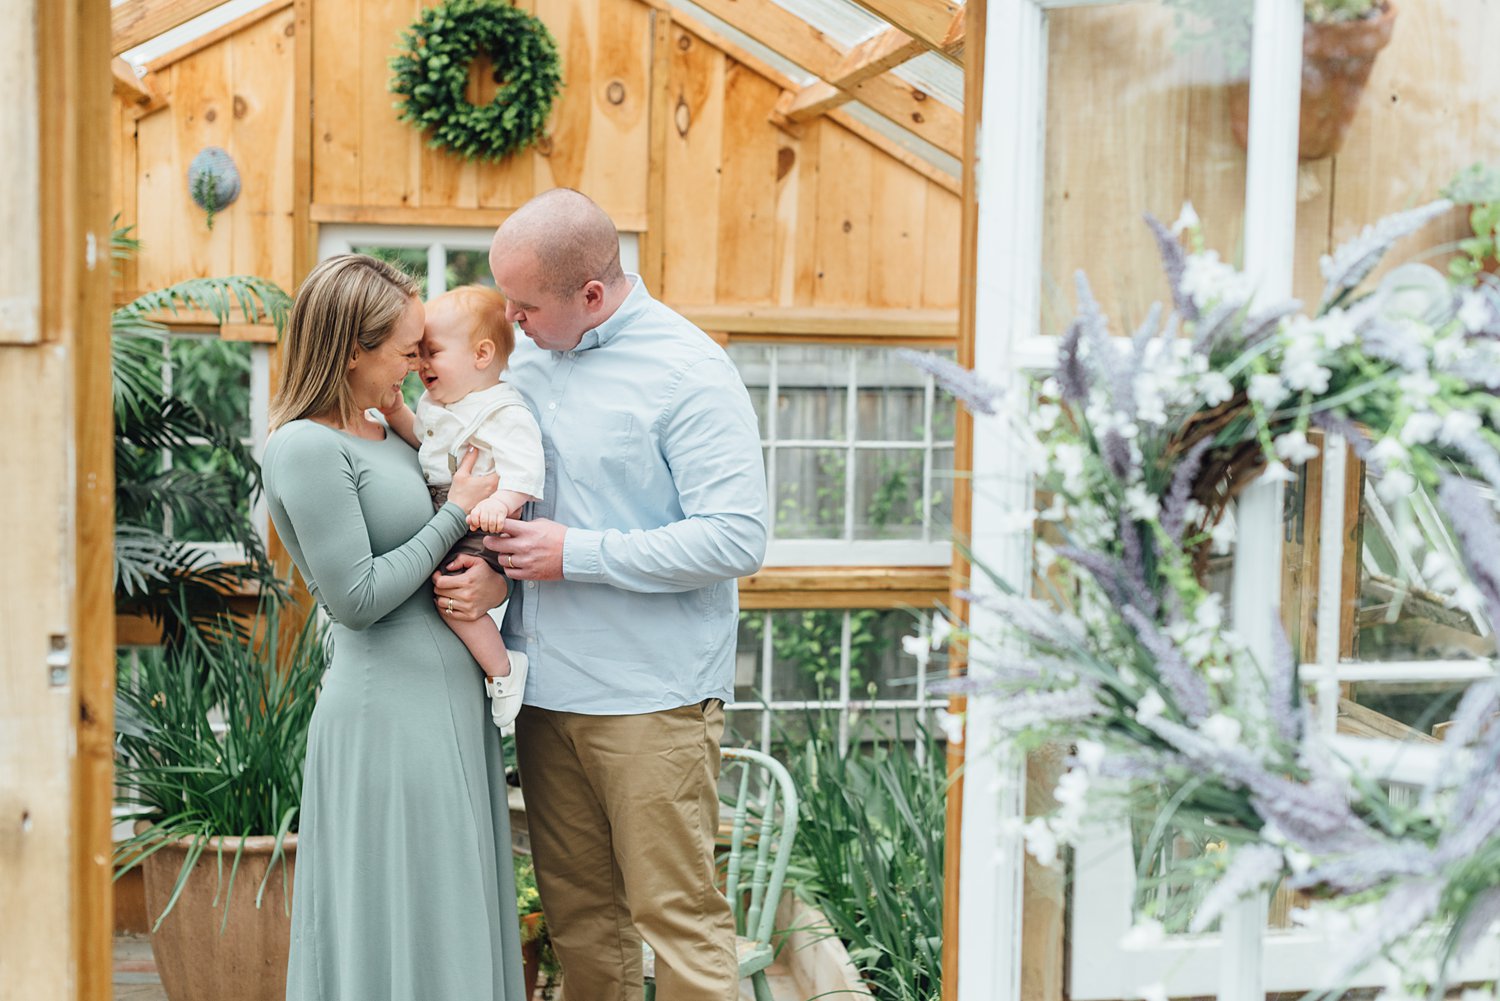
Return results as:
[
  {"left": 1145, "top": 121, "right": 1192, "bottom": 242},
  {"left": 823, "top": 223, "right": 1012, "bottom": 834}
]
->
[{"left": 499, "top": 276, "right": 769, "bottom": 714}]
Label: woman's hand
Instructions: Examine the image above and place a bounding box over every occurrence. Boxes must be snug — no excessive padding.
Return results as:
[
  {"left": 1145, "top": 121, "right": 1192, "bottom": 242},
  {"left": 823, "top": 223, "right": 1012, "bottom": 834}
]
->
[
  {"left": 446, "top": 447, "right": 499, "bottom": 513},
  {"left": 433, "top": 553, "right": 511, "bottom": 621}
]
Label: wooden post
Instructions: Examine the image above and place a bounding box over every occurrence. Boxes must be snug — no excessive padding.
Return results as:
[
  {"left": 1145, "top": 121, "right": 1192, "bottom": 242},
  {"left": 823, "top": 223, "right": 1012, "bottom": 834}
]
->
[{"left": 1, "top": 1, "right": 114, "bottom": 999}]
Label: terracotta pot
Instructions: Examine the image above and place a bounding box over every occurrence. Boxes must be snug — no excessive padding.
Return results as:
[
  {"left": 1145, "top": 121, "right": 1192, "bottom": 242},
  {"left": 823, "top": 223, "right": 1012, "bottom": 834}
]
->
[
  {"left": 139, "top": 831, "right": 297, "bottom": 1001},
  {"left": 1230, "top": 3, "right": 1397, "bottom": 161},
  {"left": 520, "top": 911, "right": 543, "bottom": 999}
]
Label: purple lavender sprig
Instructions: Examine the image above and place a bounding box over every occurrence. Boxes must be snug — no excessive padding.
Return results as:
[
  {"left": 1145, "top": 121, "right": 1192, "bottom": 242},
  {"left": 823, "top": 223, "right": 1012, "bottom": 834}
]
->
[
  {"left": 896, "top": 349, "right": 1003, "bottom": 416},
  {"left": 1160, "top": 436, "right": 1214, "bottom": 542},
  {"left": 1120, "top": 605, "right": 1211, "bottom": 722},
  {"left": 1146, "top": 213, "right": 1199, "bottom": 323},
  {"left": 1320, "top": 200, "right": 1453, "bottom": 309}
]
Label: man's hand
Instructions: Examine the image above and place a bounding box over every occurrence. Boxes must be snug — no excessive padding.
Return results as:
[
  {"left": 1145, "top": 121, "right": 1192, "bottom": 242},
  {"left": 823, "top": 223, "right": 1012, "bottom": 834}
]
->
[
  {"left": 432, "top": 553, "right": 512, "bottom": 620},
  {"left": 468, "top": 496, "right": 510, "bottom": 533},
  {"left": 484, "top": 518, "right": 567, "bottom": 581}
]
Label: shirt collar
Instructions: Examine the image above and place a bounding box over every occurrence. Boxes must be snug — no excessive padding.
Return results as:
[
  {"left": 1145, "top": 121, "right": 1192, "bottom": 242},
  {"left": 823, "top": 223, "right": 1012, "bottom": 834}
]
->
[
  {"left": 575, "top": 274, "right": 649, "bottom": 352},
  {"left": 429, "top": 379, "right": 508, "bottom": 418}
]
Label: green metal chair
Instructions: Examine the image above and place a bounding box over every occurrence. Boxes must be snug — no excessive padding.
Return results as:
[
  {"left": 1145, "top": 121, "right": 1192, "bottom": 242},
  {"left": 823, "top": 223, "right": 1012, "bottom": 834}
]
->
[{"left": 643, "top": 746, "right": 800, "bottom": 1001}]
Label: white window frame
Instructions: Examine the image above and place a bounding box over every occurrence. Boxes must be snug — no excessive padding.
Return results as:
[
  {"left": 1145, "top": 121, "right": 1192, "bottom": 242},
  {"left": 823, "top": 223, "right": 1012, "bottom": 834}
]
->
[
  {"left": 155, "top": 326, "right": 272, "bottom": 564},
  {"left": 961, "top": 2, "right": 1500, "bottom": 1000},
  {"left": 728, "top": 608, "right": 938, "bottom": 755},
  {"left": 729, "top": 342, "right": 956, "bottom": 567},
  {"left": 317, "top": 225, "right": 641, "bottom": 294}
]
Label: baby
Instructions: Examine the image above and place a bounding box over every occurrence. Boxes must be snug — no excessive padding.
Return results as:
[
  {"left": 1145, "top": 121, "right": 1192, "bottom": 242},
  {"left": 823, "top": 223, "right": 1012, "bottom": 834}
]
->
[{"left": 386, "top": 285, "right": 543, "bottom": 729}]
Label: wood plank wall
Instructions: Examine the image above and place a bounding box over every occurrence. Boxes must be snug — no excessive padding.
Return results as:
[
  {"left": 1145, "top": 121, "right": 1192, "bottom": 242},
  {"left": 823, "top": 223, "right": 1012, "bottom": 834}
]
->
[
  {"left": 1043, "top": 0, "right": 1500, "bottom": 335},
  {"left": 112, "top": 0, "right": 962, "bottom": 312}
]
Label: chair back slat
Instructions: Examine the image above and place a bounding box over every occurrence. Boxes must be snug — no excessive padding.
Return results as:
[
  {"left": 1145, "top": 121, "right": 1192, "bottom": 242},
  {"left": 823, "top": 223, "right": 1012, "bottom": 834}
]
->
[
  {"left": 722, "top": 761, "right": 753, "bottom": 934},
  {"left": 718, "top": 747, "right": 800, "bottom": 947}
]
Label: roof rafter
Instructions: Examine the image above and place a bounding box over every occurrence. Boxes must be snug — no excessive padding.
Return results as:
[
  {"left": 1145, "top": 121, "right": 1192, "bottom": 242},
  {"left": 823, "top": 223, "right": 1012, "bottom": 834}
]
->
[
  {"left": 841, "top": 0, "right": 964, "bottom": 62},
  {"left": 111, "top": 57, "right": 154, "bottom": 106},
  {"left": 779, "top": 26, "right": 929, "bottom": 123},
  {"left": 684, "top": 0, "right": 962, "bottom": 158},
  {"left": 112, "top": 0, "right": 225, "bottom": 55}
]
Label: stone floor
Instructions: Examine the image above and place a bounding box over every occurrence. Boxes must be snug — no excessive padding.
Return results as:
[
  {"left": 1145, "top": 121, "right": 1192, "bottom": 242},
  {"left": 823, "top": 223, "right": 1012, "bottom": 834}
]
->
[{"left": 113, "top": 934, "right": 808, "bottom": 1001}]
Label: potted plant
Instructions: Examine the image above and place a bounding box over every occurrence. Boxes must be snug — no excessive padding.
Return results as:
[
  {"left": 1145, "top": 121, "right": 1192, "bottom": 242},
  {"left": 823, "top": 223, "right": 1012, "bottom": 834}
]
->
[
  {"left": 114, "top": 602, "right": 327, "bottom": 1001},
  {"left": 1168, "top": 0, "right": 1398, "bottom": 160},
  {"left": 514, "top": 854, "right": 559, "bottom": 999},
  {"left": 1441, "top": 163, "right": 1500, "bottom": 283}
]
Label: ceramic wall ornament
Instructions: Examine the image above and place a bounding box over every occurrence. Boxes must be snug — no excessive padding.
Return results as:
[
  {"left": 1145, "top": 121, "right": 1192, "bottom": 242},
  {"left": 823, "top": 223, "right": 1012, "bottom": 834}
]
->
[{"left": 187, "top": 146, "right": 241, "bottom": 231}]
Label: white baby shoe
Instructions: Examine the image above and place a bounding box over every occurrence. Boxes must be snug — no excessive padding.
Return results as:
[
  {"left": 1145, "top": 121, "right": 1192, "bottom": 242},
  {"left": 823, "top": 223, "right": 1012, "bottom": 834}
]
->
[{"left": 485, "top": 650, "right": 528, "bottom": 730}]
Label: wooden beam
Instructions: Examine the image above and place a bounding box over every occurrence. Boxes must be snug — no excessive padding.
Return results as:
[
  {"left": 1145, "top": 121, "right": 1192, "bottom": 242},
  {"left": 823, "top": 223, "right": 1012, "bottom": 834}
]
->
[
  {"left": 832, "top": 27, "right": 931, "bottom": 88},
  {"left": 842, "top": 0, "right": 963, "bottom": 59},
  {"left": 641, "top": 8, "right": 673, "bottom": 292},
  {"left": 111, "top": 0, "right": 223, "bottom": 55},
  {"left": 310, "top": 202, "right": 649, "bottom": 232},
  {"left": 685, "top": 0, "right": 961, "bottom": 157},
  {"left": 678, "top": 304, "right": 957, "bottom": 339},
  {"left": 110, "top": 56, "right": 152, "bottom": 105},
  {"left": 142, "top": 0, "right": 292, "bottom": 72}
]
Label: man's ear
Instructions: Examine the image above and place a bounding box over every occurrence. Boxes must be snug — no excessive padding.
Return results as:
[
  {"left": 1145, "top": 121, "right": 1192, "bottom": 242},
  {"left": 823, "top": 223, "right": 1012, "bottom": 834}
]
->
[
  {"left": 582, "top": 280, "right": 605, "bottom": 310},
  {"left": 474, "top": 339, "right": 496, "bottom": 367}
]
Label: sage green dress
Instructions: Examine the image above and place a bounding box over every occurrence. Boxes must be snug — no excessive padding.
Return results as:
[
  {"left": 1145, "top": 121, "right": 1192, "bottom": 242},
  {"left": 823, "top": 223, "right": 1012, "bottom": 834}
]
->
[{"left": 263, "top": 419, "right": 524, "bottom": 1001}]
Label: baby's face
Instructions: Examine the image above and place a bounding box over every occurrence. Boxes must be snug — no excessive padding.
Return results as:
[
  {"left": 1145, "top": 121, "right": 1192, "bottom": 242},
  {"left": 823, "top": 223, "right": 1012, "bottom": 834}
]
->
[{"left": 418, "top": 306, "right": 491, "bottom": 406}]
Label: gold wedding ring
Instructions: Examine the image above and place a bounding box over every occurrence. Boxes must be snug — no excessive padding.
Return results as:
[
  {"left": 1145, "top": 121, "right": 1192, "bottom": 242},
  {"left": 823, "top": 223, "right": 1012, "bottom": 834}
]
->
[
  {"left": 507, "top": 555, "right": 516, "bottom": 570},
  {"left": 446, "top": 597, "right": 455, "bottom": 614}
]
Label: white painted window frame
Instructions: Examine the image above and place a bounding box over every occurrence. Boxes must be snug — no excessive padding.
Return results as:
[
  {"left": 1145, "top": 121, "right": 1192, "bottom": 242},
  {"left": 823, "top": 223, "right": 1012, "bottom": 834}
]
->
[{"left": 962, "top": 2, "right": 1500, "bottom": 1000}]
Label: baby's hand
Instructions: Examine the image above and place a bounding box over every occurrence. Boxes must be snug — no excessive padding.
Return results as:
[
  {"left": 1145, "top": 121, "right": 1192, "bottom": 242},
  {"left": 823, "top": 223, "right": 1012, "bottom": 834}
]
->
[{"left": 468, "top": 496, "right": 510, "bottom": 533}]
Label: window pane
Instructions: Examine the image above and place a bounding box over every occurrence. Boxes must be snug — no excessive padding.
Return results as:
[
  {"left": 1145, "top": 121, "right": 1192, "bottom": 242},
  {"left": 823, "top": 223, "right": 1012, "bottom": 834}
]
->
[
  {"left": 352, "top": 245, "right": 429, "bottom": 295},
  {"left": 774, "top": 448, "right": 846, "bottom": 539},
  {"left": 770, "top": 610, "right": 846, "bottom": 701},
  {"left": 932, "top": 384, "right": 957, "bottom": 442},
  {"left": 170, "top": 444, "right": 253, "bottom": 543},
  {"left": 169, "top": 337, "right": 252, "bottom": 438},
  {"left": 735, "top": 612, "right": 767, "bottom": 704},
  {"left": 855, "top": 348, "right": 926, "bottom": 441},
  {"left": 722, "top": 709, "right": 765, "bottom": 751},
  {"left": 776, "top": 346, "right": 848, "bottom": 441},
  {"left": 855, "top": 448, "right": 925, "bottom": 540},
  {"left": 931, "top": 446, "right": 955, "bottom": 537},
  {"left": 727, "top": 343, "right": 771, "bottom": 437},
  {"left": 445, "top": 248, "right": 494, "bottom": 290},
  {"left": 863, "top": 609, "right": 928, "bottom": 701}
]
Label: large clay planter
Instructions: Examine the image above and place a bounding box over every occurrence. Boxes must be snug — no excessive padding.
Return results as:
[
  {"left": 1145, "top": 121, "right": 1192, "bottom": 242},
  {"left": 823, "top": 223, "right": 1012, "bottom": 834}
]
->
[
  {"left": 1230, "top": 3, "right": 1397, "bottom": 160},
  {"left": 140, "top": 832, "right": 297, "bottom": 1001},
  {"left": 520, "top": 912, "right": 543, "bottom": 999}
]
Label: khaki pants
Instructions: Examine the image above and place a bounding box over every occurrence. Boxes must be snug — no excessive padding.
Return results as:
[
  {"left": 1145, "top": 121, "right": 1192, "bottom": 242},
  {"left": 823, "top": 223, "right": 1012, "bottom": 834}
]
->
[{"left": 515, "top": 701, "right": 737, "bottom": 1001}]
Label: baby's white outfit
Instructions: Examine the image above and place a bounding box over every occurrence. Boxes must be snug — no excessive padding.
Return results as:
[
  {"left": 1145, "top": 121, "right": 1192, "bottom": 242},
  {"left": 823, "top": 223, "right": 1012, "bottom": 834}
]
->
[
  {"left": 414, "top": 381, "right": 545, "bottom": 498},
  {"left": 413, "top": 380, "right": 543, "bottom": 731}
]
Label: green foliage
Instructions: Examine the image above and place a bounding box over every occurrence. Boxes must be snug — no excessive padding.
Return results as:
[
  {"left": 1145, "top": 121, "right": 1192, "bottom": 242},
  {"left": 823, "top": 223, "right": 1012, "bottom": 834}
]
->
[
  {"left": 1166, "top": 0, "right": 1382, "bottom": 75},
  {"left": 389, "top": 0, "right": 563, "bottom": 162},
  {"left": 111, "top": 222, "right": 292, "bottom": 640},
  {"left": 781, "top": 717, "right": 946, "bottom": 1001},
  {"left": 113, "top": 603, "right": 327, "bottom": 929},
  {"left": 741, "top": 609, "right": 886, "bottom": 697},
  {"left": 1442, "top": 164, "right": 1500, "bottom": 285}
]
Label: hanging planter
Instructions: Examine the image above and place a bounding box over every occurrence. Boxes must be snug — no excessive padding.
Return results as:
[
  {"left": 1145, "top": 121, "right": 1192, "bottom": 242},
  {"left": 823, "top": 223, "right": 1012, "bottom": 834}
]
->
[
  {"left": 1228, "top": 2, "right": 1397, "bottom": 161},
  {"left": 187, "top": 146, "right": 241, "bottom": 231}
]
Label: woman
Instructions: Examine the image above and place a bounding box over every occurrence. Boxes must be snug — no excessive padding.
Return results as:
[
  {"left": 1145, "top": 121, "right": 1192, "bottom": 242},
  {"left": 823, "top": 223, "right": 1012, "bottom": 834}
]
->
[{"left": 264, "top": 255, "right": 524, "bottom": 1001}]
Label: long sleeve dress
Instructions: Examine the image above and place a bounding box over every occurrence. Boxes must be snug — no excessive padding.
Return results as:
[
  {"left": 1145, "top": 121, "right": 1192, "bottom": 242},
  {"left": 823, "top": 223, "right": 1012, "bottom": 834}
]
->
[{"left": 263, "top": 419, "right": 524, "bottom": 1001}]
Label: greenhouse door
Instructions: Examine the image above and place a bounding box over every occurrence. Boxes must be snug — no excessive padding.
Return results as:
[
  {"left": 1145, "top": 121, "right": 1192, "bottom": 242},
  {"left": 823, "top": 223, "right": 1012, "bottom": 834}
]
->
[
  {"left": 956, "top": 0, "right": 1500, "bottom": 999},
  {"left": 0, "top": 1, "right": 115, "bottom": 997}
]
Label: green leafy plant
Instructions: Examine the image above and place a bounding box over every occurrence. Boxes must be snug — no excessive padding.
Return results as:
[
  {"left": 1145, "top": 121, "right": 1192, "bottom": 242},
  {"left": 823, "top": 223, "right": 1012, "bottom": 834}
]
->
[
  {"left": 1166, "top": 0, "right": 1383, "bottom": 75},
  {"left": 112, "top": 222, "right": 292, "bottom": 640},
  {"left": 780, "top": 715, "right": 946, "bottom": 1001},
  {"left": 1442, "top": 163, "right": 1500, "bottom": 285},
  {"left": 389, "top": 0, "right": 563, "bottom": 162},
  {"left": 513, "top": 855, "right": 560, "bottom": 997},
  {"left": 113, "top": 601, "right": 327, "bottom": 929}
]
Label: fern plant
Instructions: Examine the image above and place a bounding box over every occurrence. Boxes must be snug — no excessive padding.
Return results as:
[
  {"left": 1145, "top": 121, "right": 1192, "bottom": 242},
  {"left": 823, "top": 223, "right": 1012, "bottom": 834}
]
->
[{"left": 111, "top": 223, "right": 292, "bottom": 640}]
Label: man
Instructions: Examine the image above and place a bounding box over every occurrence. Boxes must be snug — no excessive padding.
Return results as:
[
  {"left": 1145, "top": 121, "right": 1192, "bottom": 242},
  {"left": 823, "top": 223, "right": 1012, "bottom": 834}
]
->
[{"left": 483, "top": 187, "right": 769, "bottom": 1001}]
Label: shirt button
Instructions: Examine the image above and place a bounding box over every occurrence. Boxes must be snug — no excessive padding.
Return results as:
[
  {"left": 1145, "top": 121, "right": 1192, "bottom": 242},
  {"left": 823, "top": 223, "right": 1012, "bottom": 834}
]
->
[
  {"left": 526, "top": 581, "right": 536, "bottom": 590},
  {"left": 547, "top": 402, "right": 557, "bottom": 411}
]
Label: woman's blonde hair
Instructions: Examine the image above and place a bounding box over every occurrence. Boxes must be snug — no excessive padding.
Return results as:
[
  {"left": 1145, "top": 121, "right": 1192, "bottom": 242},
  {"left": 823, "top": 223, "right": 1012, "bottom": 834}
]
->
[{"left": 269, "top": 255, "right": 421, "bottom": 431}]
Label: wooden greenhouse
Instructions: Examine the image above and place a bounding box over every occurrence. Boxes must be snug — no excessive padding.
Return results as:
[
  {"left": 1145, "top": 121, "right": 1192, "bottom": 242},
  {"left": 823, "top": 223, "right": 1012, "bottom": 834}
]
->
[{"left": 5, "top": 0, "right": 1500, "bottom": 998}]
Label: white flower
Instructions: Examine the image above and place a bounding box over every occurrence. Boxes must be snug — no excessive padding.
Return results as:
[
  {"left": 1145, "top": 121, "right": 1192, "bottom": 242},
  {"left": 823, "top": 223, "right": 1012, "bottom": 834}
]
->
[
  {"left": 1054, "top": 443, "right": 1087, "bottom": 495},
  {"left": 930, "top": 615, "right": 952, "bottom": 649},
  {"left": 1200, "top": 713, "right": 1243, "bottom": 748},
  {"left": 1247, "top": 373, "right": 1287, "bottom": 410},
  {"left": 1376, "top": 467, "right": 1416, "bottom": 505},
  {"left": 1125, "top": 485, "right": 1162, "bottom": 521},
  {"left": 1210, "top": 511, "right": 1236, "bottom": 554},
  {"left": 1021, "top": 818, "right": 1059, "bottom": 867},
  {"left": 1367, "top": 436, "right": 1407, "bottom": 469},
  {"left": 1075, "top": 739, "right": 1106, "bottom": 774},
  {"left": 1440, "top": 409, "right": 1481, "bottom": 445},
  {"left": 1260, "top": 460, "right": 1298, "bottom": 484},
  {"left": 1182, "top": 251, "right": 1253, "bottom": 309},
  {"left": 1199, "top": 371, "right": 1234, "bottom": 407},
  {"left": 1171, "top": 202, "right": 1200, "bottom": 236},
  {"left": 1195, "top": 594, "right": 1225, "bottom": 631},
  {"left": 1398, "top": 411, "right": 1443, "bottom": 446},
  {"left": 1120, "top": 919, "right": 1167, "bottom": 950},
  {"left": 1031, "top": 402, "right": 1061, "bottom": 432},
  {"left": 1034, "top": 539, "right": 1057, "bottom": 570},
  {"left": 1039, "top": 494, "right": 1068, "bottom": 522},
  {"left": 935, "top": 708, "right": 965, "bottom": 745},
  {"left": 1274, "top": 430, "right": 1320, "bottom": 466},
  {"left": 901, "top": 634, "right": 930, "bottom": 660},
  {"left": 1281, "top": 338, "right": 1332, "bottom": 393},
  {"left": 1136, "top": 689, "right": 1167, "bottom": 724},
  {"left": 1054, "top": 768, "right": 1090, "bottom": 807},
  {"left": 1317, "top": 308, "right": 1358, "bottom": 350},
  {"left": 1459, "top": 291, "right": 1492, "bottom": 333},
  {"left": 1397, "top": 371, "right": 1440, "bottom": 405}
]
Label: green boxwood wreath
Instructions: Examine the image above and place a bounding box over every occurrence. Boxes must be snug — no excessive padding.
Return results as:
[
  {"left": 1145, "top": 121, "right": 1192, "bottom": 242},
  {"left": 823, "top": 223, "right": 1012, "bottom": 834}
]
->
[{"left": 389, "top": 0, "right": 563, "bottom": 162}]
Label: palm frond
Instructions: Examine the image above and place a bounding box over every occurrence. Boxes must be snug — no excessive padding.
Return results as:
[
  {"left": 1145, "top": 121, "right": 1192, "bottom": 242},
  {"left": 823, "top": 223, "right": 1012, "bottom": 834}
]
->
[{"left": 114, "top": 275, "right": 291, "bottom": 337}]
